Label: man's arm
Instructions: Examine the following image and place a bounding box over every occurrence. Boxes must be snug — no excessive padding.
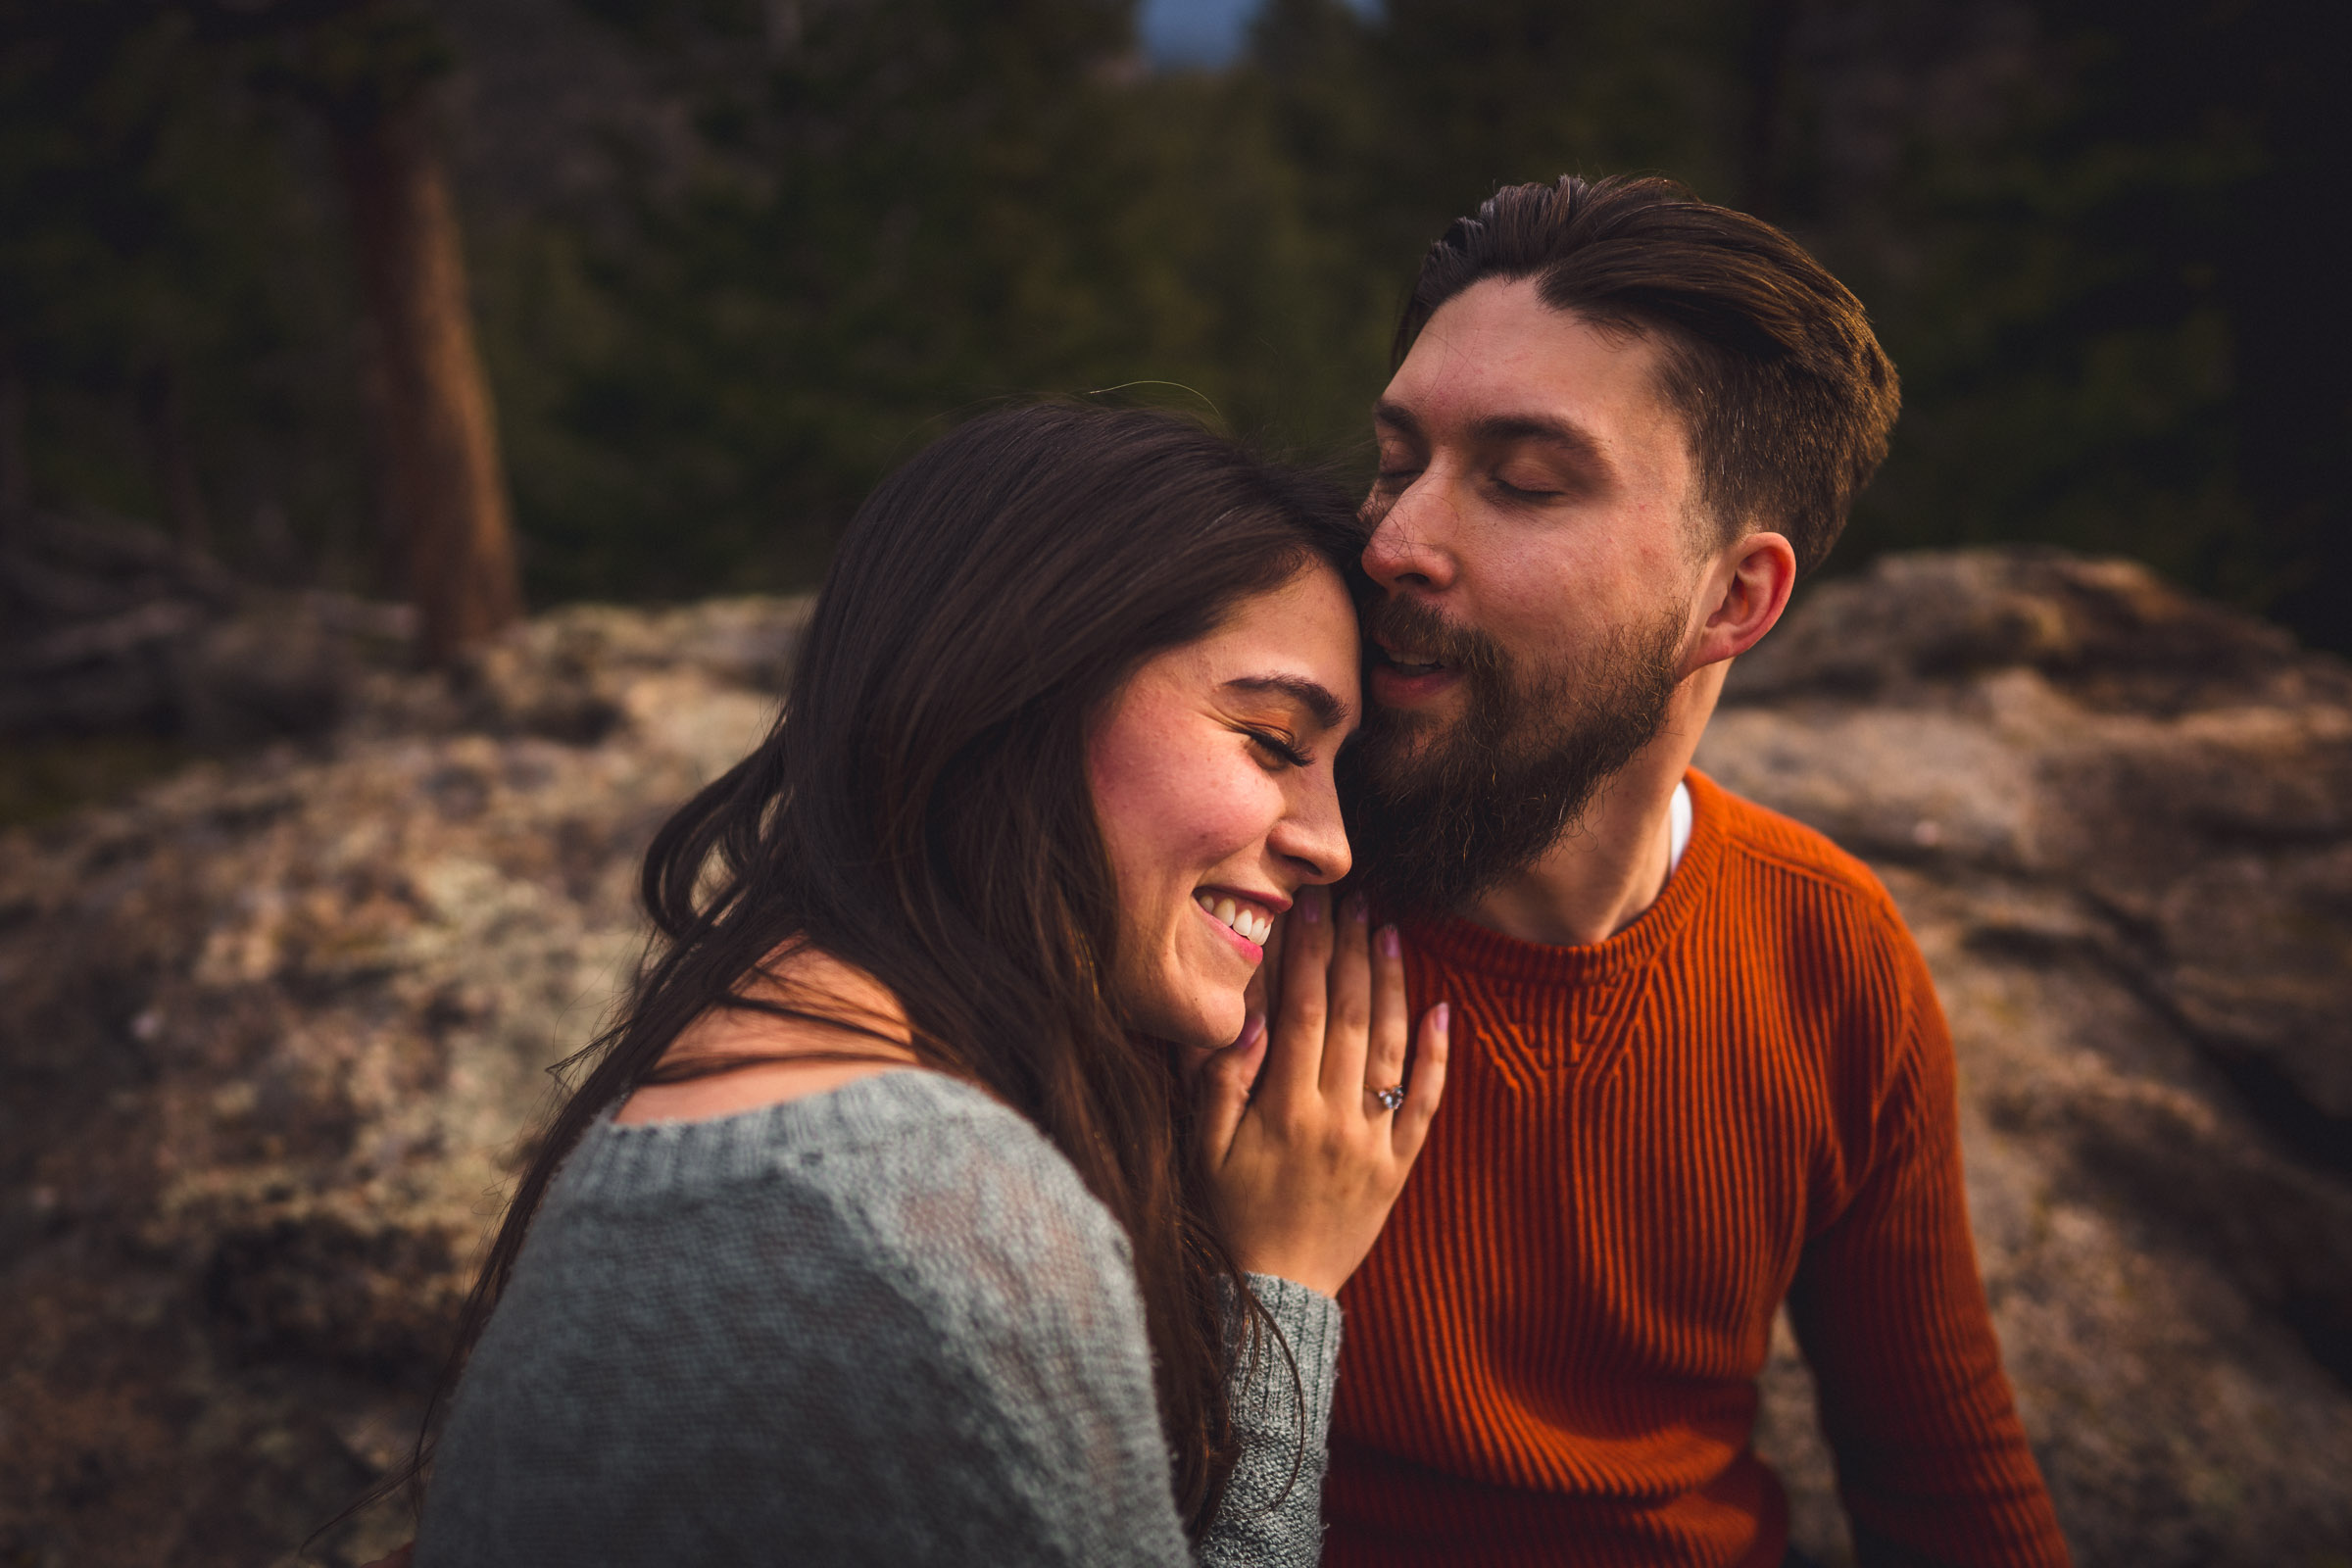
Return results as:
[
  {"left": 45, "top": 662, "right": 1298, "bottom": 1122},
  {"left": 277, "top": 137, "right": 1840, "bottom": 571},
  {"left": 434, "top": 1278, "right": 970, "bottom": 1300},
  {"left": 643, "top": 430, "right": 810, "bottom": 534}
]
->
[{"left": 1788, "top": 936, "right": 2070, "bottom": 1567}]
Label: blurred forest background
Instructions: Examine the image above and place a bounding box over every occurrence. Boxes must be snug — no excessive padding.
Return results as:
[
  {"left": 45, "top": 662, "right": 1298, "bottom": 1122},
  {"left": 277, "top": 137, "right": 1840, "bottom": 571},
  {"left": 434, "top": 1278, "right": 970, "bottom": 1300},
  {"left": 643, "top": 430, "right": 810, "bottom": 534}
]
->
[
  {"left": 9, "top": 10, "right": 2352, "bottom": 1562},
  {"left": 3, "top": 0, "right": 2346, "bottom": 652}
]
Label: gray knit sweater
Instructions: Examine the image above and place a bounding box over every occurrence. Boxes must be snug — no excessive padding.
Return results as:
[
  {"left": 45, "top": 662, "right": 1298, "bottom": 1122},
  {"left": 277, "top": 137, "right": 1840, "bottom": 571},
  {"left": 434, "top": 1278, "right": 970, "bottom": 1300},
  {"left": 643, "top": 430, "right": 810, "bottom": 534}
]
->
[{"left": 415, "top": 1070, "right": 1342, "bottom": 1567}]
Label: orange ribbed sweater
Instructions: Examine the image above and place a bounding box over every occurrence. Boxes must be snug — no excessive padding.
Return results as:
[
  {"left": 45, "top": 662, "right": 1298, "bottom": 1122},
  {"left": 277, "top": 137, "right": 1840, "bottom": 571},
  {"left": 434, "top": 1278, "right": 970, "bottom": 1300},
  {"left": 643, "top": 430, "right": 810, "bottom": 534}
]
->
[{"left": 1327, "top": 770, "right": 2068, "bottom": 1568}]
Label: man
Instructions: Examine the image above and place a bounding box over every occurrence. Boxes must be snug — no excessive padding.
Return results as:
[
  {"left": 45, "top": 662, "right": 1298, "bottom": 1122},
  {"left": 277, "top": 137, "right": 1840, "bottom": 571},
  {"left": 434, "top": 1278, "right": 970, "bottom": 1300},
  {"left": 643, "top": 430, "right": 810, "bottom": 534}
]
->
[{"left": 1325, "top": 175, "right": 2069, "bottom": 1567}]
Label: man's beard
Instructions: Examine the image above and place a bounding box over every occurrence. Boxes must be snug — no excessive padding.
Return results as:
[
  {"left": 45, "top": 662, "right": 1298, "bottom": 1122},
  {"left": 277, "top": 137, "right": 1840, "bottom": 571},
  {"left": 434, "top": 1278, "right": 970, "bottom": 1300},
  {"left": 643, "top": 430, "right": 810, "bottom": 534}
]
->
[{"left": 1344, "top": 593, "right": 1687, "bottom": 916}]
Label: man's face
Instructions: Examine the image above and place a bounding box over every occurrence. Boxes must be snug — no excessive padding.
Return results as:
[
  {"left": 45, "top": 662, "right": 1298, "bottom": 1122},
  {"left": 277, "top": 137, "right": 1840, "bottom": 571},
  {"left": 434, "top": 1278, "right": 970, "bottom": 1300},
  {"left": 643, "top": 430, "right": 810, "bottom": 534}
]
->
[{"left": 1347, "top": 276, "right": 1707, "bottom": 910}]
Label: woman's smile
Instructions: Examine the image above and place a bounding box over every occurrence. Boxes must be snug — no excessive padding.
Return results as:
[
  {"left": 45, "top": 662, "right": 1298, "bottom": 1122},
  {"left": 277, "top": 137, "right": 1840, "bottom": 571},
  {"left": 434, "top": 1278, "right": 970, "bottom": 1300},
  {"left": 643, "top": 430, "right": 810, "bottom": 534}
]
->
[{"left": 1193, "top": 888, "right": 1285, "bottom": 956}]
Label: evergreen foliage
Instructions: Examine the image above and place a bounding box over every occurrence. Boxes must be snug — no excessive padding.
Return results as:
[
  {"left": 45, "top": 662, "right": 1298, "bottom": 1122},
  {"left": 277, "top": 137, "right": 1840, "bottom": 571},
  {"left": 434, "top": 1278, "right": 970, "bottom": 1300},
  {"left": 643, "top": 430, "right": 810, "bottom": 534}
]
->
[
  {"left": 3, "top": 0, "right": 2343, "bottom": 649},
  {"left": 0, "top": 1, "right": 368, "bottom": 569}
]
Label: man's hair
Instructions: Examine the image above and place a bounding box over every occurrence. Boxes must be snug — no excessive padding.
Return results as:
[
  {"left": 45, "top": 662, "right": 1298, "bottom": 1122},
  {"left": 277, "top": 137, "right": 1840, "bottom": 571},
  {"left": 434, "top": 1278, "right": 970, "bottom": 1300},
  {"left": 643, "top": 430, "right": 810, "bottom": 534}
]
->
[{"left": 1395, "top": 174, "right": 1900, "bottom": 577}]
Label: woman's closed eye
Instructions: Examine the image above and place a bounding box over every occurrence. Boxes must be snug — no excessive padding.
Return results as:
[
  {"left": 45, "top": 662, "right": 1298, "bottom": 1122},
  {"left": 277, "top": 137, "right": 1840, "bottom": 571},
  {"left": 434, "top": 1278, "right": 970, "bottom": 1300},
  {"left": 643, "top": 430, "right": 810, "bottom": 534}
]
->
[
  {"left": 1244, "top": 726, "right": 1313, "bottom": 769},
  {"left": 1371, "top": 440, "right": 1424, "bottom": 490}
]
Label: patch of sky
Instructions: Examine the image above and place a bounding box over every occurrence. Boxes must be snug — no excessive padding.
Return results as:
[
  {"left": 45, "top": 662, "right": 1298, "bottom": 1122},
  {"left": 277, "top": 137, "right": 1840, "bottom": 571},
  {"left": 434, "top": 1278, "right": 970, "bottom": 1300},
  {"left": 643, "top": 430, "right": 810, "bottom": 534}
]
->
[{"left": 1138, "top": 0, "right": 1380, "bottom": 69}]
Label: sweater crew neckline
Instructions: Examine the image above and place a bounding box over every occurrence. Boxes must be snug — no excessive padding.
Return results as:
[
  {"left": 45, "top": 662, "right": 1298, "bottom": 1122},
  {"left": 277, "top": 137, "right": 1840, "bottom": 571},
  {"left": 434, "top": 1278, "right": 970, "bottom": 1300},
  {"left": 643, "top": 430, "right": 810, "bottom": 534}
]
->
[{"left": 1398, "top": 768, "right": 1728, "bottom": 987}]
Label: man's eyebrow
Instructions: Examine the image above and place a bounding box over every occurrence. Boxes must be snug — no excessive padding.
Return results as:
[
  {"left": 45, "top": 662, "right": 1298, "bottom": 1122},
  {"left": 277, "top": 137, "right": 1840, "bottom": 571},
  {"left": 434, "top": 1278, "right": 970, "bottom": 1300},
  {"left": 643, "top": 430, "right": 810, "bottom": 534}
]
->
[
  {"left": 1223, "top": 675, "right": 1352, "bottom": 731},
  {"left": 1375, "top": 402, "right": 1613, "bottom": 478},
  {"left": 1468, "top": 412, "right": 1610, "bottom": 471},
  {"left": 1371, "top": 400, "right": 1424, "bottom": 441}
]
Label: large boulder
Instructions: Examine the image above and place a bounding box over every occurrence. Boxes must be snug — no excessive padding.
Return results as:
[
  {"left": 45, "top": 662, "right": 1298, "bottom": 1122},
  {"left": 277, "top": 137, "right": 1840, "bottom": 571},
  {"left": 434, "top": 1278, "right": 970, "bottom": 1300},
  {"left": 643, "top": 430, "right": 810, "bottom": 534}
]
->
[
  {"left": 0, "top": 598, "right": 802, "bottom": 1567},
  {"left": 1708, "top": 550, "right": 2352, "bottom": 1564},
  {"left": 1, "top": 550, "right": 2346, "bottom": 1564},
  {"left": 0, "top": 510, "right": 416, "bottom": 750}
]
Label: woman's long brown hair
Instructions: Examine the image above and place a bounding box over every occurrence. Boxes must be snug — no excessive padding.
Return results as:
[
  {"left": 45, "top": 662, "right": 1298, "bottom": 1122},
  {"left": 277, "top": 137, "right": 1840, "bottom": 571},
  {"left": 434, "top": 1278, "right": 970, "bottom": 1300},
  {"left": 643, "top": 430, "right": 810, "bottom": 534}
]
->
[{"left": 402, "top": 404, "right": 1363, "bottom": 1539}]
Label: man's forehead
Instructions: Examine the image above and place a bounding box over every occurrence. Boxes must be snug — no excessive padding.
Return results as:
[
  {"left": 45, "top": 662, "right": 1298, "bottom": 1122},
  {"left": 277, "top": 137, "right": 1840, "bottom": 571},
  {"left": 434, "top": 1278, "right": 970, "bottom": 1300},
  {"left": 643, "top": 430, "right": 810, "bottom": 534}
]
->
[{"left": 1383, "top": 277, "right": 1672, "bottom": 436}]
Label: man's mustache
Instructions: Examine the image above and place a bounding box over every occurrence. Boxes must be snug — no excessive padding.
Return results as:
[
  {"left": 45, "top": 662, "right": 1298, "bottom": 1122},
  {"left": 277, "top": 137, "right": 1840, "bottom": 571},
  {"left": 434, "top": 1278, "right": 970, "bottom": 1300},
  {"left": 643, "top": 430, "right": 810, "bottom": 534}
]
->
[{"left": 1362, "top": 593, "right": 1503, "bottom": 676}]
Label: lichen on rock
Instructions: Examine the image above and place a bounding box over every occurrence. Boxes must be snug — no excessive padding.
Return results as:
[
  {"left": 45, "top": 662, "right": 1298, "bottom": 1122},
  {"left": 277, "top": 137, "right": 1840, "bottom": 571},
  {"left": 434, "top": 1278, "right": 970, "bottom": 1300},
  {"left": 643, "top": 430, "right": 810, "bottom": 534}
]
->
[
  {"left": 1, "top": 597, "right": 804, "bottom": 1567},
  {"left": 4, "top": 553, "right": 2349, "bottom": 1565}
]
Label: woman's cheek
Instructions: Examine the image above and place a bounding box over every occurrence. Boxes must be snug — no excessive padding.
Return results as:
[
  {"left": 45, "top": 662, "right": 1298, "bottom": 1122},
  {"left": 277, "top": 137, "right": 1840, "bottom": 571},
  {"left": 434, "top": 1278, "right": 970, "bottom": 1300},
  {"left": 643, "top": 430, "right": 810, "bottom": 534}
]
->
[
  {"left": 1178, "top": 757, "right": 1279, "bottom": 866},
  {"left": 1086, "top": 710, "right": 1189, "bottom": 866}
]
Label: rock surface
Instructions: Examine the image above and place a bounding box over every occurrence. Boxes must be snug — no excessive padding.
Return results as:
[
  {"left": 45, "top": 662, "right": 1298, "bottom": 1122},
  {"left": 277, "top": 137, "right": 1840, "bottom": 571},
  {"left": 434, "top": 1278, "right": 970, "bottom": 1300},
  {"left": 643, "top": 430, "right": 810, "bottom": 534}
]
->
[
  {"left": 0, "top": 598, "right": 801, "bottom": 1567},
  {"left": 3, "top": 550, "right": 2348, "bottom": 1565},
  {"left": 0, "top": 509, "right": 417, "bottom": 751},
  {"left": 1710, "top": 550, "right": 2352, "bottom": 1566}
]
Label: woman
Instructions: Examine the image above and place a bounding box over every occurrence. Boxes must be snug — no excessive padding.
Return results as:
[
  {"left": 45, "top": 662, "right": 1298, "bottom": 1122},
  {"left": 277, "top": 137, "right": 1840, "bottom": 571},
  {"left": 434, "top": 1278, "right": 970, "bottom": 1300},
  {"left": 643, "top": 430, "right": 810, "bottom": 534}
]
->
[{"left": 408, "top": 405, "right": 1448, "bottom": 1566}]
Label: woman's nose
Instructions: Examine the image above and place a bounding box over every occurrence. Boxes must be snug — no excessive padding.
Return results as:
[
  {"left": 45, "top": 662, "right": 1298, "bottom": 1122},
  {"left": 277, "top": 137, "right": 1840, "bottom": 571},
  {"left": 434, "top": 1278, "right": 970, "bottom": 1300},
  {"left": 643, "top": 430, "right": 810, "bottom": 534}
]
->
[{"left": 1273, "top": 781, "right": 1352, "bottom": 886}]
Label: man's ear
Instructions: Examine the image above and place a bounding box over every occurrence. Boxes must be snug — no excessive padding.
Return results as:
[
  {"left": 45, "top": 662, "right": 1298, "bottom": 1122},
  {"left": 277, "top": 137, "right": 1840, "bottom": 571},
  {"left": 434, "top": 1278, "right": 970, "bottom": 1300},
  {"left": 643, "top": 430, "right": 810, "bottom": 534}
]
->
[{"left": 1688, "top": 530, "right": 1796, "bottom": 672}]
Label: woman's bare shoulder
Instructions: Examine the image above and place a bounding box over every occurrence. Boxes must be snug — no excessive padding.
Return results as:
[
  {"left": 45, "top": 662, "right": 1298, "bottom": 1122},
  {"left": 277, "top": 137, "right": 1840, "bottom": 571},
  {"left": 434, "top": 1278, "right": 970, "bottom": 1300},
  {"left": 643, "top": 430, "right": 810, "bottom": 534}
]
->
[{"left": 613, "top": 944, "right": 920, "bottom": 1126}]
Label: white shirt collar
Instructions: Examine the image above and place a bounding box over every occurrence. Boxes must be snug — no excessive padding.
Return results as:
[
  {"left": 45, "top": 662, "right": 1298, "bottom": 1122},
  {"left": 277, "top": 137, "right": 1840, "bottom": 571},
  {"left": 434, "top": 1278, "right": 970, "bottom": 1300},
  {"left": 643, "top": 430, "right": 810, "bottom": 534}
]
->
[{"left": 1665, "top": 779, "right": 1693, "bottom": 880}]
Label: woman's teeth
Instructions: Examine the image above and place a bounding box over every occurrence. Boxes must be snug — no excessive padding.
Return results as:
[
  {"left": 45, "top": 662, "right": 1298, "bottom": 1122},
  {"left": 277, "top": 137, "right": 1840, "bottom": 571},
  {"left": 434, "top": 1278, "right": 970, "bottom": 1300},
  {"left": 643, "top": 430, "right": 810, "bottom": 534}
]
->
[{"left": 1196, "top": 893, "right": 1273, "bottom": 946}]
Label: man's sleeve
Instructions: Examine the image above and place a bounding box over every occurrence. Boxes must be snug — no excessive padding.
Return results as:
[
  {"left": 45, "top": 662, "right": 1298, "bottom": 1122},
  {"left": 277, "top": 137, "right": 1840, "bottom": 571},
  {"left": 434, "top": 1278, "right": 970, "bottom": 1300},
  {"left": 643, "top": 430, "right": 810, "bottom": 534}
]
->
[{"left": 1787, "top": 932, "right": 2071, "bottom": 1567}]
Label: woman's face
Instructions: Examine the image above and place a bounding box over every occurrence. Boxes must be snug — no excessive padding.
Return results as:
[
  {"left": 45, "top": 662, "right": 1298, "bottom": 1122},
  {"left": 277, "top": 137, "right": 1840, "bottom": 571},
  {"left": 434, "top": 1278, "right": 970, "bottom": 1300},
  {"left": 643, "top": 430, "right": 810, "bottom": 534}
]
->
[{"left": 1088, "top": 562, "right": 1361, "bottom": 1049}]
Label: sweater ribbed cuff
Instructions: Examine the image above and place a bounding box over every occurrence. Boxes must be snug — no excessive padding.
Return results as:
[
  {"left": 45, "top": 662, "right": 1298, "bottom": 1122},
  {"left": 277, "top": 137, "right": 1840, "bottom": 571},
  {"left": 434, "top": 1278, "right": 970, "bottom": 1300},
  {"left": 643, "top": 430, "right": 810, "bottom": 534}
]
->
[{"left": 1224, "top": 1273, "right": 1342, "bottom": 1438}]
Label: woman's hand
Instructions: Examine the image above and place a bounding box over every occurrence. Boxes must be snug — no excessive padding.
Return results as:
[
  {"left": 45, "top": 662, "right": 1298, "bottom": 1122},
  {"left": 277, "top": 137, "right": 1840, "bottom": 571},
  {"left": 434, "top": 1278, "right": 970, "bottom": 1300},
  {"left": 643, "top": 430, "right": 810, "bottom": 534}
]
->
[{"left": 1194, "top": 887, "right": 1448, "bottom": 1297}]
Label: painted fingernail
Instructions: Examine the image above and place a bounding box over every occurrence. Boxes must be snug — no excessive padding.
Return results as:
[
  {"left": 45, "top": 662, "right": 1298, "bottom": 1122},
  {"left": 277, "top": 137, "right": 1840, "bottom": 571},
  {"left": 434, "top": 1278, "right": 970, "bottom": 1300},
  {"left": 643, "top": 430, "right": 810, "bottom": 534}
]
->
[
  {"left": 1378, "top": 924, "right": 1400, "bottom": 959},
  {"left": 1299, "top": 890, "right": 1323, "bottom": 925},
  {"left": 1433, "top": 1002, "right": 1450, "bottom": 1034},
  {"left": 1241, "top": 1011, "right": 1267, "bottom": 1050},
  {"left": 1348, "top": 893, "right": 1369, "bottom": 923}
]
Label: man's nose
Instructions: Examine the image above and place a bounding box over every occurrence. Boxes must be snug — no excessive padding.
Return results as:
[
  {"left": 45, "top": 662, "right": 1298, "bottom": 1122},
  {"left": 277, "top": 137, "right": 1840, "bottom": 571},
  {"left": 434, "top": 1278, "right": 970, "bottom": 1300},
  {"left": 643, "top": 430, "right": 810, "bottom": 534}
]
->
[{"left": 1361, "top": 479, "right": 1457, "bottom": 594}]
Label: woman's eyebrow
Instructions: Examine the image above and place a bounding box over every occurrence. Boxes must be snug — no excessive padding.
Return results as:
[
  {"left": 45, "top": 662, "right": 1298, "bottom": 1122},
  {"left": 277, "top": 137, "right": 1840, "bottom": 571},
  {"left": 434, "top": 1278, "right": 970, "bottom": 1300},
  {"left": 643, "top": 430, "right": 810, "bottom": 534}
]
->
[{"left": 1222, "top": 674, "right": 1352, "bottom": 731}]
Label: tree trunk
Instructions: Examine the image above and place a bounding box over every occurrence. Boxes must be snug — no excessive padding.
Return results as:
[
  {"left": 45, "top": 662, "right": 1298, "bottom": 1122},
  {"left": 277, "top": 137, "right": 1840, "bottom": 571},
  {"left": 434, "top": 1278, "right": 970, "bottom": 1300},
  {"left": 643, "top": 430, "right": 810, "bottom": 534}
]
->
[
  {"left": 0, "top": 343, "right": 28, "bottom": 550},
  {"left": 334, "top": 100, "right": 520, "bottom": 663},
  {"left": 139, "top": 364, "right": 212, "bottom": 555}
]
